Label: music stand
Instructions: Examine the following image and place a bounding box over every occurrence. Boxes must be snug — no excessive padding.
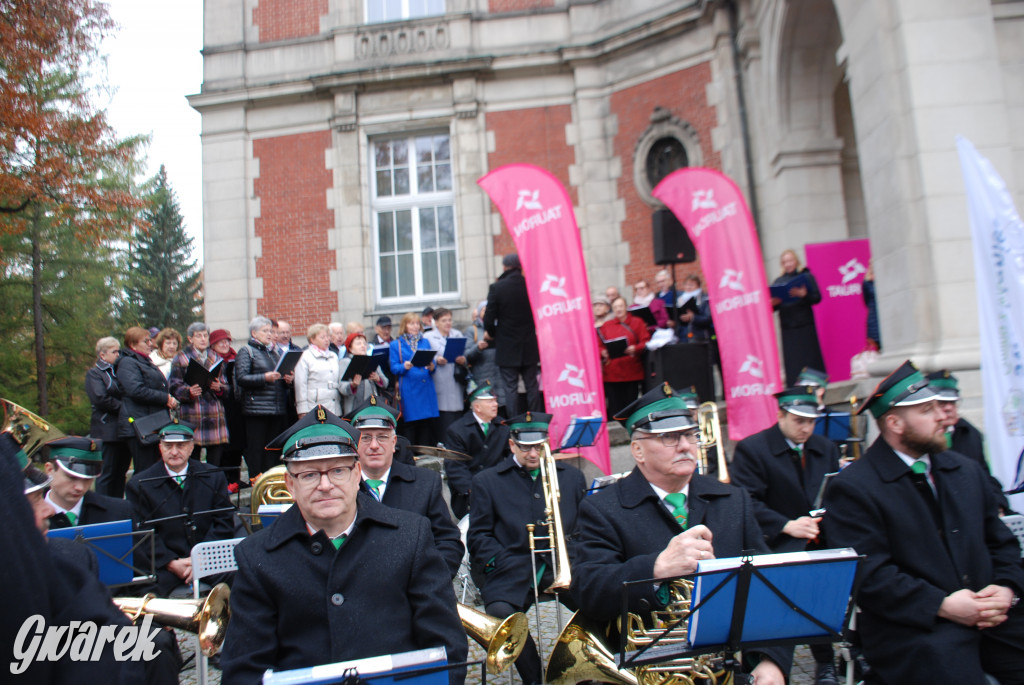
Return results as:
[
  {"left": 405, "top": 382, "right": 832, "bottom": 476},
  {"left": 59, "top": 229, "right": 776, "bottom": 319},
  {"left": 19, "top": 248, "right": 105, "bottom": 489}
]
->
[
  {"left": 557, "top": 415, "right": 603, "bottom": 452},
  {"left": 47, "top": 520, "right": 156, "bottom": 588},
  {"left": 260, "top": 647, "right": 482, "bottom": 685},
  {"left": 616, "top": 549, "right": 862, "bottom": 677}
]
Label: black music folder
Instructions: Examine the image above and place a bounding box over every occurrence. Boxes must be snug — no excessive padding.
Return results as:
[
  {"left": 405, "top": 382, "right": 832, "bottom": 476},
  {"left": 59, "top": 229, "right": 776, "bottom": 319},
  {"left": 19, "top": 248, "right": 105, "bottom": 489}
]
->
[
  {"left": 627, "top": 305, "right": 657, "bottom": 328},
  {"left": 341, "top": 354, "right": 382, "bottom": 382},
  {"left": 274, "top": 349, "right": 303, "bottom": 375},
  {"left": 602, "top": 336, "right": 628, "bottom": 359},
  {"left": 184, "top": 358, "right": 222, "bottom": 390},
  {"left": 410, "top": 349, "right": 437, "bottom": 367}
]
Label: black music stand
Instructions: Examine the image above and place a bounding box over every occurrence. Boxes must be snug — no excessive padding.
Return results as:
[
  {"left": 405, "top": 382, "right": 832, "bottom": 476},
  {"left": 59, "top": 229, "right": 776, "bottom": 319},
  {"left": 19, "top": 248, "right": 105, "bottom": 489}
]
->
[{"left": 616, "top": 550, "right": 862, "bottom": 678}]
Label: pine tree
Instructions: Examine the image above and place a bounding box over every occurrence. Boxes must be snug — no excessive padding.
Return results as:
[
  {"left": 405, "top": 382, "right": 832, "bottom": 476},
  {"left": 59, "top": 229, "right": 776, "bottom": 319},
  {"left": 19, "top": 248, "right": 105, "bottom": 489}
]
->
[{"left": 121, "top": 166, "right": 204, "bottom": 331}]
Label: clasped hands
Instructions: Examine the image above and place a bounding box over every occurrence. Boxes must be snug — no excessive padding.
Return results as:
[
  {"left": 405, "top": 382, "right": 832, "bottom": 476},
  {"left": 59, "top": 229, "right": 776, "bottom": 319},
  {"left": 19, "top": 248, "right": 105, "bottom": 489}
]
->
[{"left": 939, "top": 585, "right": 1015, "bottom": 629}]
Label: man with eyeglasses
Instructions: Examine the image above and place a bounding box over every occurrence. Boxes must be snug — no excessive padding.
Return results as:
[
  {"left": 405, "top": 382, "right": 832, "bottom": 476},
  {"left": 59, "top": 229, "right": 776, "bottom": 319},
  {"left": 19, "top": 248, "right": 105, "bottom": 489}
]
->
[
  {"left": 444, "top": 381, "right": 512, "bottom": 519},
  {"left": 345, "top": 396, "right": 464, "bottom": 577},
  {"left": 468, "top": 412, "right": 586, "bottom": 685},
  {"left": 220, "top": 406, "right": 466, "bottom": 685},
  {"left": 570, "top": 383, "right": 789, "bottom": 685},
  {"left": 729, "top": 386, "right": 841, "bottom": 684}
]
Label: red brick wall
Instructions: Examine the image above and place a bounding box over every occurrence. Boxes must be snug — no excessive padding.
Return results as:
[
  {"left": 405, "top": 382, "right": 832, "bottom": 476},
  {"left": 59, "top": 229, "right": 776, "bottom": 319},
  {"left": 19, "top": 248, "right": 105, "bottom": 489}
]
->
[
  {"left": 253, "top": 0, "right": 327, "bottom": 43},
  {"left": 253, "top": 131, "right": 335, "bottom": 331},
  {"left": 485, "top": 105, "right": 577, "bottom": 258},
  {"left": 612, "top": 63, "right": 720, "bottom": 287},
  {"left": 488, "top": 0, "right": 555, "bottom": 12}
]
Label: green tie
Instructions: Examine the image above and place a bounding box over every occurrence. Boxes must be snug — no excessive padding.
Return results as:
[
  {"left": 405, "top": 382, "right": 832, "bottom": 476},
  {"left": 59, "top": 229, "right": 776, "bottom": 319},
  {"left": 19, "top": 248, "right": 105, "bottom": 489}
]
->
[
  {"left": 664, "top": 492, "right": 687, "bottom": 529},
  {"left": 331, "top": 534, "right": 348, "bottom": 550},
  {"left": 66, "top": 511, "right": 78, "bottom": 526},
  {"left": 528, "top": 468, "right": 540, "bottom": 480},
  {"left": 366, "top": 479, "right": 384, "bottom": 500},
  {"left": 481, "top": 423, "right": 489, "bottom": 436},
  {"left": 174, "top": 475, "right": 185, "bottom": 488},
  {"left": 944, "top": 432, "right": 953, "bottom": 449},
  {"left": 911, "top": 460, "right": 928, "bottom": 475}
]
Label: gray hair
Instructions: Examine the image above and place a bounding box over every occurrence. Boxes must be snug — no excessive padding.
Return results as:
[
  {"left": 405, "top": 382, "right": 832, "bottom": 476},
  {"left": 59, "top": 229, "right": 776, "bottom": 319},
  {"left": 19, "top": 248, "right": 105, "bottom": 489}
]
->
[
  {"left": 95, "top": 336, "right": 119, "bottom": 356},
  {"left": 186, "top": 322, "right": 207, "bottom": 337},
  {"left": 249, "top": 315, "right": 272, "bottom": 336},
  {"left": 328, "top": 322, "right": 344, "bottom": 334}
]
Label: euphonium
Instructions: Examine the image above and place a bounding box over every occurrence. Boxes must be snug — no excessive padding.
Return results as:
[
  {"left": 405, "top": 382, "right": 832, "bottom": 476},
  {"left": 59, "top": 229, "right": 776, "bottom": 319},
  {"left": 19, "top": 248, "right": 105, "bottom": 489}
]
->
[
  {"left": 114, "top": 583, "right": 231, "bottom": 657},
  {"left": 696, "top": 402, "right": 729, "bottom": 484},
  {"left": 458, "top": 603, "right": 529, "bottom": 674},
  {"left": 251, "top": 465, "right": 291, "bottom": 523},
  {"left": 1, "top": 398, "right": 66, "bottom": 460},
  {"left": 539, "top": 441, "right": 573, "bottom": 592}
]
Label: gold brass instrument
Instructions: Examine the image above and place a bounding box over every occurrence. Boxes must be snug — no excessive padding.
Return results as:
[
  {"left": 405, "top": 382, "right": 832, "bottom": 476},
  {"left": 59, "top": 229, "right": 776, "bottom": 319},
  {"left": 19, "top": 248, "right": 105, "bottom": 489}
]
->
[
  {"left": 114, "top": 583, "right": 231, "bottom": 657},
  {"left": 546, "top": 581, "right": 732, "bottom": 685},
  {"left": 538, "top": 441, "right": 572, "bottom": 592},
  {"left": 1, "top": 398, "right": 66, "bottom": 460},
  {"left": 696, "top": 402, "right": 729, "bottom": 484},
  {"left": 458, "top": 602, "right": 529, "bottom": 674},
  {"left": 251, "top": 465, "right": 291, "bottom": 524}
]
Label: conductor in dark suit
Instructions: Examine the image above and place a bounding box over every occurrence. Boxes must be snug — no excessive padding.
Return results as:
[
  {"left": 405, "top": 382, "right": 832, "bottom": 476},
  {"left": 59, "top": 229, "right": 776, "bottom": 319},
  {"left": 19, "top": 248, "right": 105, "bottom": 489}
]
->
[
  {"left": 468, "top": 412, "right": 586, "bottom": 685},
  {"left": 730, "top": 387, "right": 841, "bottom": 684},
  {"left": 483, "top": 253, "right": 542, "bottom": 412},
  {"left": 126, "top": 422, "right": 236, "bottom": 597},
  {"left": 443, "top": 381, "right": 511, "bottom": 518},
  {"left": 824, "top": 361, "right": 1024, "bottom": 685},
  {"left": 346, "top": 397, "right": 464, "bottom": 577},
  {"left": 43, "top": 436, "right": 136, "bottom": 529},
  {"left": 220, "top": 408, "right": 466, "bottom": 684},
  {"left": 570, "top": 384, "right": 789, "bottom": 685}
]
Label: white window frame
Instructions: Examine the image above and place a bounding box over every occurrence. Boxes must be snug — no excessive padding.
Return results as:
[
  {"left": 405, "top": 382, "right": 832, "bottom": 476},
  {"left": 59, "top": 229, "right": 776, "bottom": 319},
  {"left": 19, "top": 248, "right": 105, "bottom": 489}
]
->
[
  {"left": 364, "top": 0, "right": 446, "bottom": 24},
  {"left": 370, "top": 132, "right": 459, "bottom": 307}
]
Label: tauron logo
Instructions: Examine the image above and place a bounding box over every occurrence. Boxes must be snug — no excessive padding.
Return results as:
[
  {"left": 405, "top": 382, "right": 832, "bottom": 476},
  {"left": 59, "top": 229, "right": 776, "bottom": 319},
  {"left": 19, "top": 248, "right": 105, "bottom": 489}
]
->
[
  {"left": 541, "top": 274, "right": 569, "bottom": 299},
  {"left": 691, "top": 189, "right": 718, "bottom": 211},
  {"left": 557, "top": 363, "right": 586, "bottom": 389},
  {"left": 719, "top": 269, "right": 745, "bottom": 292},
  {"left": 516, "top": 189, "right": 543, "bottom": 211},
  {"left": 738, "top": 355, "right": 764, "bottom": 379},
  {"left": 838, "top": 258, "right": 866, "bottom": 285}
]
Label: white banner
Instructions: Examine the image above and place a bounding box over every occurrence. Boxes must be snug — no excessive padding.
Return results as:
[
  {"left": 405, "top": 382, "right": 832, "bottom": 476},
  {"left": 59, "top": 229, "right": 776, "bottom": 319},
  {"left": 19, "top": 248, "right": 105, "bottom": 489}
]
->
[{"left": 957, "top": 136, "right": 1024, "bottom": 510}]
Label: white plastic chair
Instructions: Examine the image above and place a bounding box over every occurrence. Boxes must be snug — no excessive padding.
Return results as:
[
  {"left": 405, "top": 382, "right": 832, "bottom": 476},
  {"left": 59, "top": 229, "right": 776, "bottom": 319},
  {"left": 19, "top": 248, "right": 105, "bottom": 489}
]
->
[{"left": 191, "top": 537, "right": 244, "bottom": 685}]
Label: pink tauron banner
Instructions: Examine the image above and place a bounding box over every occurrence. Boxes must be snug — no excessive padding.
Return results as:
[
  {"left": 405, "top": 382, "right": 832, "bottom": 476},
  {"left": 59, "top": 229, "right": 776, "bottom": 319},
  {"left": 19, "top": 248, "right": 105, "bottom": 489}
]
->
[
  {"left": 478, "top": 164, "right": 611, "bottom": 474},
  {"left": 804, "top": 239, "right": 872, "bottom": 383},
  {"left": 653, "top": 168, "right": 782, "bottom": 441}
]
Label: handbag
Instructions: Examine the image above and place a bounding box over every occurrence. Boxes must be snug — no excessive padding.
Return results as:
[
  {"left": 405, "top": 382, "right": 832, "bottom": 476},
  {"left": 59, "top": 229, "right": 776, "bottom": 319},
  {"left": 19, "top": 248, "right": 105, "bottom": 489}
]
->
[
  {"left": 131, "top": 409, "right": 172, "bottom": 445},
  {"left": 454, "top": 363, "right": 471, "bottom": 386}
]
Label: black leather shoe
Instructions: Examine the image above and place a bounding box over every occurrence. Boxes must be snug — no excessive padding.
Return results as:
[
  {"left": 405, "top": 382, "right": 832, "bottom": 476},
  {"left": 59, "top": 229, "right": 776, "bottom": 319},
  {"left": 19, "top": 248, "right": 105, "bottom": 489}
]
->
[{"left": 816, "top": 661, "right": 840, "bottom": 685}]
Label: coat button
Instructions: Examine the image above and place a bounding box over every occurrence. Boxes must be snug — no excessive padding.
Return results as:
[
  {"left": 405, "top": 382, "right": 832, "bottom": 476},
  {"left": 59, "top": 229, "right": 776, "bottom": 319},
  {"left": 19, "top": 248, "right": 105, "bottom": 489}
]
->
[
  {"left": 331, "top": 593, "right": 345, "bottom": 606},
  {"left": 311, "top": 542, "right": 323, "bottom": 555},
  {"left": 534, "top": 493, "right": 541, "bottom": 499}
]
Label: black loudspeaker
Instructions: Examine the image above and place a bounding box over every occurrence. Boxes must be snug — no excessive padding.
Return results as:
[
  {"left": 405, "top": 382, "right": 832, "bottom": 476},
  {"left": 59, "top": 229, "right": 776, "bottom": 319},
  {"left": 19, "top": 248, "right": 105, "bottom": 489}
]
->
[
  {"left": 644, "top": 343, "right": 714, "bottom": 401},
  {"left": 652, "top": 209, "right": 696, "bottom": 264}
]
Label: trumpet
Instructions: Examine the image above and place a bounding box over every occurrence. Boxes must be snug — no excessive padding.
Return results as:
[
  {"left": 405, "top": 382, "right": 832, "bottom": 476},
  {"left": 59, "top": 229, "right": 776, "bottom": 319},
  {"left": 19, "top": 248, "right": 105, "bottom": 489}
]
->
[
  {"left": 696, "top": 402, "right": 729, "bottom": 484},
  {"left": 113, "top": 583, "right": 231, "bottom": 657}
]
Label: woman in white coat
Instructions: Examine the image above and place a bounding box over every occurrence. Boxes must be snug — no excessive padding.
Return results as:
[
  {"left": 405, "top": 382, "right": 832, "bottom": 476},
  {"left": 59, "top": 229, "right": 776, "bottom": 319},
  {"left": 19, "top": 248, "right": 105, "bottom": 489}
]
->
[{"left": 293, "top": 323, "right": 342, "bottom": 417}]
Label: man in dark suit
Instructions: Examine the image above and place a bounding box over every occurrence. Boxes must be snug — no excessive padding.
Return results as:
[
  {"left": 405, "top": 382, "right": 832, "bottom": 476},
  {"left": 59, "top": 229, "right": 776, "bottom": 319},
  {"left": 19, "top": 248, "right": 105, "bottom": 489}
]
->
[
  {"left": 444, "top": 381, "right": 511, "bottom": 518},
  {"left": 346, "top": 397, "right": 464, "bottom": 576},
  {"left": 483, "top": 253, "right": 542, "bottom": 412},
  {"left": 730, "top": 387, "right": 841, "bottom": 684},
  {"left": 569, "top": 384, "right": 789, "bottom": 685},
  {"left": 468, "top": 412, "right": 586, "bottom": 685},
  {"left": 43, "top": 436, "right": 136, "bottom": 529},
  {"left": 824, "top": 361, "right": 1024, "bottom": 685},
  {"left": 126, "top": 422, "right": 236, "bottom": 597},
  {"left": 220, "top": 408, "right": 466, "bottom": 684}
]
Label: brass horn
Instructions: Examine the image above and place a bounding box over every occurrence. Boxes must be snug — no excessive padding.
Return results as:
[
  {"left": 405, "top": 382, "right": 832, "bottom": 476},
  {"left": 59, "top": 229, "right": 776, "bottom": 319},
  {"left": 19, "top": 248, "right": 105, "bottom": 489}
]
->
[
  {"left": 114, "top": 583, "right": 231, "bottom": 657},
  {"left": 1, "top": 398, "right": 66, "bottom": 460},
  {"left": 697, "top": 401, "right": 729, "bottom": 484},
  {"left": 458, "top": 603, "right": 529, "bottom": 674},
  {"left": 539, "top": 441, "right": 572, "bottom": 591},
  {"left": 546, "top": 611, "right": 639, "bottom": 685},
  {"left": 251, "top": 464, "right": 291, "bottom": 524}
]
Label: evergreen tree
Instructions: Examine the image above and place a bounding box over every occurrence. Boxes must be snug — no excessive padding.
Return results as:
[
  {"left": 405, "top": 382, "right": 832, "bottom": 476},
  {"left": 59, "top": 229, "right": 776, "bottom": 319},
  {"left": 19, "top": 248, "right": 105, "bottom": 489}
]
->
[{"left": 121, "top": 166, "right": 203, "bottom": 331}]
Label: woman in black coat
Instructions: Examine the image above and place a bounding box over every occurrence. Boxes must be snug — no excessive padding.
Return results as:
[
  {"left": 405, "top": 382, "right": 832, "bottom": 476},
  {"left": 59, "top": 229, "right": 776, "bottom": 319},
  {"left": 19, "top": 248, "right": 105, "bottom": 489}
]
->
[
  {"left": 234, "top": 315, "right": 291, "bottom": 478},
  {"left": 115, "top": 326, "right": 179, "bottom": 473},
  {"left": 771, "top": 249, "right": 825, "bottom": 385},
  {"left": 84, "top": 336, "right": 132, "bottom": 497}
]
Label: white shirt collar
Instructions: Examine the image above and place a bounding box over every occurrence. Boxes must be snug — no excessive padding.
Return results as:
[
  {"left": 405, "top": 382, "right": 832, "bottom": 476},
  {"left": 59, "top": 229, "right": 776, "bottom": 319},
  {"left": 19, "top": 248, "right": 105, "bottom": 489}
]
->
[
  {"left": 305, "top": 515, "right": 357, "bottom": 542},
  {"left": 165, "top": 462, "right": 189, "bottom": 479},
  {"left": 649, "top": 481, "right": 690, "bottom": 506},
  {"left": 894, "top": 449, "right": 931, "bottom": 473},
  {"left": 46, "top": 491, "right": 84, "bottom": 519},
  {"left": 362, "top": 466, "right": 393, "bottom": 499}
]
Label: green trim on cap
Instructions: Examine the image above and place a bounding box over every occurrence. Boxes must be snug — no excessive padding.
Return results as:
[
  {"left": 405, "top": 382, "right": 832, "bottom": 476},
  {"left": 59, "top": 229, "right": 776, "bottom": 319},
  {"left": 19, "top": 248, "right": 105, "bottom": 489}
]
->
[
  {"left": 352, "top": 405, "right": 394, "bottom": 423},
  {"left": 50, "top": 446, "right": 103, "bottom": 463},
  {"left": 14, "top": 448, "right": 28, "bottom": 471},
  {"left": 776, "top": 388, "right": 817, "bottom": 407},
  {"left": 625, "top": 396, "right": 688, "bottom": 435},
  {"left": 929, "top": 376, "right": 957, "bottom": 391},
  {"left": 872, "top": 369, "right": 929, "bottom": 418},
  {"left": 159, "top": 423, "right": 194, "bottom": 437},
  {"left": 508, "top": 420, "right": 550, "bottom": 433},
  {"left": 284, "top": 423, "right": 352, "bottom": 455}
]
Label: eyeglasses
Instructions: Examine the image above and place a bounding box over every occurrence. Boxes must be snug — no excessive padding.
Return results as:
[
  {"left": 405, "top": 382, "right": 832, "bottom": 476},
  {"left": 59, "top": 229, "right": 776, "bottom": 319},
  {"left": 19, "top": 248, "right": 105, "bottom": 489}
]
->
[
  {"left": 634, "top": 430, "right": 700, "bottom": 447},
  {"left": 513, "top": 442, "right": 542, "bottom": 453},
  {"left": 358, "top": 433, "right": 394, "bottom": 445},
  {"left": 289, "top": 465, "right": 356, "bottom": 487}
]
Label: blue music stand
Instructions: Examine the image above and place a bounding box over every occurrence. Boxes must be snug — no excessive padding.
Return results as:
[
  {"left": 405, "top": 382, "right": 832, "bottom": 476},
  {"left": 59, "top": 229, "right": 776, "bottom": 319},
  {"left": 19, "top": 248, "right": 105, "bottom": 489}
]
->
[
  {"left": 47, "top": 519, "right": 155, "bottom": 588},
  {"left": 558, "top": 415, "right": 603, "bottom": 451},
  {"left": 262, "top": 647, "right": 455, "bottom": 685}
]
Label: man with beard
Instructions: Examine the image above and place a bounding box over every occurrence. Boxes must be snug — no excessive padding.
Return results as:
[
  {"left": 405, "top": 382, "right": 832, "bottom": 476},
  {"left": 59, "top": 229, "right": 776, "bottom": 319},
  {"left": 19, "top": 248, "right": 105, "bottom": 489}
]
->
[{"left": 824, "top": 361, "right": 1024, "bottom": 685}]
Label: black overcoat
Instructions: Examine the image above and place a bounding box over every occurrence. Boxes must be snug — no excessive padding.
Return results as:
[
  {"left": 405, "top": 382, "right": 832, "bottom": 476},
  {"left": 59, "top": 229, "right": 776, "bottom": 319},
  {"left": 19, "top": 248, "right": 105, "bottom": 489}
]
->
[
  {"left": 443, "top": 410, "right": 511, "bottom": 497},
  {"left": 468, "top": 456, "right": 586, "bottom": 607},
  {"left": 360, "top": 459, "right": 464, "bottom": 577},
  {"left": 115, "top": 348, "right": 170, "bottom": 439},
  {"left": 126, "top": 459, "right": 236, "bottom": 595},
  {"left": 85, "top": 362, "right": 122, "bottom": 441},
  {"left": 220, "top": 495, "right": 467, "bottom": 685},
  {"left": 730, "top": 424, "right": 840, "bottom": 551},
  {"left": 48, "top": 489, "right": 136, "bottom": 529},
  {"left": 823, "top": 437, "right": 1024, "bottom": 684},
  {"left": 951, "top": 417, "right": 1011, "bottom": 511},
  {"left": 483, "top": 267, "right": 540, "bottom": 367}
]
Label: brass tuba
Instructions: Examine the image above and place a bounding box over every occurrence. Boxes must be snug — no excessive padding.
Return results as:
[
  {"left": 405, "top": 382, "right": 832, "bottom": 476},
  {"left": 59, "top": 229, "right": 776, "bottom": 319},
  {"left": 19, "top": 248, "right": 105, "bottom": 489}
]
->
[
  {"left": 696, "top": 402, "right": 729, "bottom": 484},
  {"left": 1, "top": 398, "right": 66, "bottom": 460},
  {"left": 458, "top": 603, "right": 529, "bottom": 674},
  {"left": 114, "top": 583, "right": 231, "bottom": 657}
]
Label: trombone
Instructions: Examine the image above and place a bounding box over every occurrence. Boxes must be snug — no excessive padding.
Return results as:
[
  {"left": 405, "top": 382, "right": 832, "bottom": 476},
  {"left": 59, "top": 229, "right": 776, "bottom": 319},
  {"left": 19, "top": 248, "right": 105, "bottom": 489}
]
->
[{"left": 696, "top": 401, "right": 729, "bottom": 483}]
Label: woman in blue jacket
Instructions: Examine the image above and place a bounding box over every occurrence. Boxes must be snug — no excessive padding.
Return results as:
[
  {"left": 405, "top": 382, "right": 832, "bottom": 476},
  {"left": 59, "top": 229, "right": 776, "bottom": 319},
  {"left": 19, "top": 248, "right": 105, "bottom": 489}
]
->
[{"left": 390, "top": 311, "right": 439, "bottom": 447}]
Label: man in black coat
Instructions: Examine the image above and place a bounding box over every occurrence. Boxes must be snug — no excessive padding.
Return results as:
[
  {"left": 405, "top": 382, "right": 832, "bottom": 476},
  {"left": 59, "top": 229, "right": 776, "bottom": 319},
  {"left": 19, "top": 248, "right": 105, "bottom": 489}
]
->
[
  {"left": 444, "top": 381, "right": 511, "bottom": 518},
  {"left": 483, "top": 253, "right": 542, "bottom": 412},
  {"left": 824, "top": 361, "right": 1024, "bottom": 685},
  {"left": 730, "top": 387, "right": 841, "bottom": 684},
  {"left": 569, "top": 384, "right": 789, "bottom": 685},
  {"left": 44, "top": 436, "right": 136, "bottom": 528},
  {"left": 468, "top": 412, "right": 586, "bottom": 685},
  {"left": 928, "top": 369, "right": 1011, "bottom": 512},
  {"left": 126, "top": 422, "right": 236, "bottom": 597},
  {"left": 347, "top": 397, "right": 464, "bottom": 577},
  {"left": 220, "top": 408, "right": 466, "bottom": 684}
]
